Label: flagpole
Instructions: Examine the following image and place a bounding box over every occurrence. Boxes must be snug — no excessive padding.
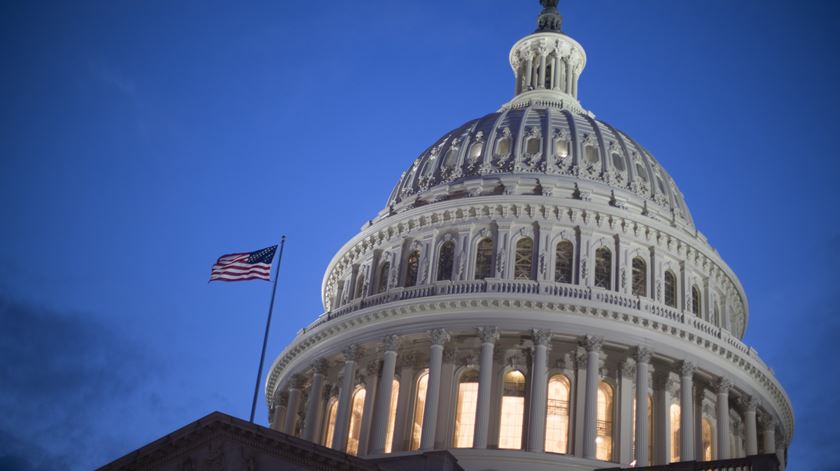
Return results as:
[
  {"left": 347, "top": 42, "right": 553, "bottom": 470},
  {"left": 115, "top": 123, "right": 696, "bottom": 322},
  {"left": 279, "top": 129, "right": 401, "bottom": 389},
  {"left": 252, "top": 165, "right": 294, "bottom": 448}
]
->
[{"left": 249, "top": 235, "right": 286, "bottom": 423}]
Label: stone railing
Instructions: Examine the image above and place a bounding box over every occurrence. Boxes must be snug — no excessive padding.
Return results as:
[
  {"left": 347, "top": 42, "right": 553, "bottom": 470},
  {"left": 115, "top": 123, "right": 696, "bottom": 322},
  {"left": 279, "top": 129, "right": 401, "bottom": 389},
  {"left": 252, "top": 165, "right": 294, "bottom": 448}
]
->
[{"left": 596, "top": 453, "right": 779, "bottom": 471}]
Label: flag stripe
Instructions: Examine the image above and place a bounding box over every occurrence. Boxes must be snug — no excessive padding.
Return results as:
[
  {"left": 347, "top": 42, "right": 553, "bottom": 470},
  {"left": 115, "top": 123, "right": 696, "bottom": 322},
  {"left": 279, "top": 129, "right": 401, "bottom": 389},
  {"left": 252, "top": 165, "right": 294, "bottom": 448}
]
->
[{"left": 209, "top": 245, "right": 277, "bottom": 282}]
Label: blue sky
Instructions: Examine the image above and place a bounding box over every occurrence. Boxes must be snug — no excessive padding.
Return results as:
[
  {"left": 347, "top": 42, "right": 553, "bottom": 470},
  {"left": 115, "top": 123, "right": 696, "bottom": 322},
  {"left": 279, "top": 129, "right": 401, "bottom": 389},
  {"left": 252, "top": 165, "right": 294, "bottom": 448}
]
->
[{"left": 1, "top": 1, "right": 838, "bottom": 469}]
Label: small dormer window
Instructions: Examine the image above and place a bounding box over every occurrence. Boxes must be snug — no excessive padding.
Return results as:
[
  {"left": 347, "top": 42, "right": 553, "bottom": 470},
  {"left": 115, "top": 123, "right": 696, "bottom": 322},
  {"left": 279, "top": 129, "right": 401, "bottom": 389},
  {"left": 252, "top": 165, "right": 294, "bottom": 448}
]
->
[
  {"left": 469, "top": 142, "right": 482, "bottom": 160},
  {"left": 657, "top": 176, "right": 666, "bottom": 194},
  {"left": 611, "top": 152, "right": 625, "bottom": 171},
  {"left": 496, "top": 136, "right": 511, "bottom": 157},
  {"left": 554, "top": 138, "right": 569, "bottom": 159},
  {"left": 443, "top": 147, "right": 459, "bottom": 168},
  {"left": 584, "top": 145, "right": 599, "bottom": 165},
  {"left": 636, "top": 162, "right": 648, "bottom": 182},
  {"left": 525, "top": 136, "right": 541, "bottom": 155}
]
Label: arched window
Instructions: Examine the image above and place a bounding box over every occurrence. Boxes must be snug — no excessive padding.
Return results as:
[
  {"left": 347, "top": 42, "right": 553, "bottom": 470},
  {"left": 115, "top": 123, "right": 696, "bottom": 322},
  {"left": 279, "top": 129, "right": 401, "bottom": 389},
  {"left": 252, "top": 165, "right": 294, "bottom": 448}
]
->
[
  {"left": 453, "top": 370, "right": 479, "bottom": 447},
  {"left": 691, "top": 285, "right": 702, "bottom": 316},
  {"left": 702, "top": 417, "right": 713, "bottom": 460},
  {"left": 670, "top": 403, "right": 681, "bottom": 462},
  {"left": 596, "top": 382, "right": 614, "bottom": 461},
  {"left": 664, "top": 271, "right": 677, "bottom": 308},
  {"left": 632, "top": 394, "right": 654, "bottom": 462},
  {"left": 384, "top": 379, "right": 400, "bottom": 453},
  {"left": 323, "top": 397, "right": 338, "bottom": 447},
  {"left": 554, "top": 241, "right": 574, "bottom": 283},
  {"left": 474, "top": 238, "right": 494, "bottom": 280},
  {"left": 632, "top": 257, "right": 647, "bottom": 296},
  {"left": 346, "top": 387, "right": 366, "bottom": 455},
  {"left": 514, "top": 237, "right": 534, "bottom": 280},
  {"left": 595, "top": 247, "right": 612, "bottom": 290},
  {"left": 409, "top": 370, "right": 429, "bottom": 450},
  {"left": 437, "top": 240, "right": 455, "bottom": 281},
  {"left": 376, "top": 262, "right": 390, "bottom": 294},
  {"left": 404, "top": 250, "right": 420, "bottom": 287},
  {"left": 353, "top": 272, "right": 365, "bottom": 299},
  {"left": 545, "top": 374, "right": 570, "bottom": 453},
  {"left": 499, "top": 370, "right": 526, "bottom": 449}
]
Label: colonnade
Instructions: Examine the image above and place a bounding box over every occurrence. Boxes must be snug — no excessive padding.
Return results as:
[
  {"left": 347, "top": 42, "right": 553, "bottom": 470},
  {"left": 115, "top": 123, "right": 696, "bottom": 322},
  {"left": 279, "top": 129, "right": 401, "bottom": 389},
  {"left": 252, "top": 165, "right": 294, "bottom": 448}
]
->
[{"left": 271, "top": 329, "right": 784, "bottom": 468}]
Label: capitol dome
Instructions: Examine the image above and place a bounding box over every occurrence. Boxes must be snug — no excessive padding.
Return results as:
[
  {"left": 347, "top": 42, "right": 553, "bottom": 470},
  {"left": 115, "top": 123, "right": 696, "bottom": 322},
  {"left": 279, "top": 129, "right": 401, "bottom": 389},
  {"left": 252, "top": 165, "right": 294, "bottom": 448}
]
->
[{"left": 265, "top": 2, "right": 792, "bottom": 470}]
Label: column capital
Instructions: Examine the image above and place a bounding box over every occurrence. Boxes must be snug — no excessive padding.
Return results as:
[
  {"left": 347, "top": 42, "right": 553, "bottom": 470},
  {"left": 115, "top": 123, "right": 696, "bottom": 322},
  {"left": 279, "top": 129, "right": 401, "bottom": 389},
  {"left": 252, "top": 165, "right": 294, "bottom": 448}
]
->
[
  {"left": 678, "top": 360, "right": 696, "bottom": 378},
  {"left": 580, "top": 335, "right": 603, "bottom": 353},
  {"left": 383, "top": 334, "right": 401, "bottom": 352},
  {"left": 313, "top": 358, "right": 329, "bottom": 375},
  {"left": 289, "top": 374, "right": 305, "bottom": 390},
  {"left": 714, "top": 377, "right": 732, "bottom": 395},
  {"left": 342, "top": 344, "right": 361, "bottom": 362},
  {"left": 277, "top": 391, "right": 289, "bottom": 407},
  {"left": 758, "top": 411, "right": 776, "bottom": 432},
  {"left": 632, "top": 346, "right": 652, "bottom": 364},
  {"left": 739, "top": 395, "right": 759, "bottom": 413},
  {"left": 531, "top": 328, "right": 552, "bottom": 347},
  {"left": 477, "top": 326, "right": 500, "bottom": 344},
  {"left": 429, "top": 328, "right": 450, "bottom": 346}
]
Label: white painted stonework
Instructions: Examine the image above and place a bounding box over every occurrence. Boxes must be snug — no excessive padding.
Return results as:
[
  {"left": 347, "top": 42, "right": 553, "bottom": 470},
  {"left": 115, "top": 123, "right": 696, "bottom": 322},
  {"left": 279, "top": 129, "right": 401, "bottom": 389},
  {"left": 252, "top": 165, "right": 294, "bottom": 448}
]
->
[{"left": 265, "top": 3, "right": 792, "bottom": 470}]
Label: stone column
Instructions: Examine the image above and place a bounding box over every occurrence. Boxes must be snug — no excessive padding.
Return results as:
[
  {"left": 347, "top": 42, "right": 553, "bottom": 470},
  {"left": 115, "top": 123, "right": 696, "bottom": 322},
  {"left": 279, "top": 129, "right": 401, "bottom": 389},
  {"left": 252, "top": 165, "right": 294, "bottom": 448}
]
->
[
  {"left": 679, "top": 361, "right": 696, "bottom": 461},
  {"left": 527, "top": 329, "right": 552, "bottom": 452},
  {"left": 474, "top": 326, "right": 499, "bottom": 448},
  {"left": 275, "top": 392, "right": 288, "bottom": 433},
  {"left": 392, "top": 353, "right": 416, "bottom": 451},
  {"left": 303, "top": 359, "right": 328, "bottom": 442},
  {"left": 715, "top": 378, "right": 731, "bottom": 460},
  {"left": 581, "top": 336, "right": 603, "bottom": 460},
  {"left": 761, "top": 415, "right": 776, "bottom": 454},
  {"left": 694, "top": 384, "right": 705, "bottom": 460},
  {"left": 634, "top": 347, "right": 652, "bottom": 466},
  {"left": 537, "top": 49, "right": 547, "bottom": 89},
  {"left": 332, "top": 345, "right": 360, "bottom": 451},
  {"left": 572, "top": 347, "right": 587, "bottom": 457},
  {"left": 420, "top": 328, "right": 449, "bottom": 450},
  {"left": 743, "top": 396, "right": 758, "bottom": 456},
  {"left": 776, "top": 445, "right": 786, "bottom": 471},
  {"left": 283, "top": 375, "right": 304, "bottom": 435},
  {"left": 564, "top": 58, "right": 572, "bottom": 94},
  {"left": 524, "top": 52, "right": 534, "bottom": 91},
  {"left": 618, "top": 360, "right": 635, "bottom": 464},
  {"left": 370, "top": 335, "right": 400, "bottom": 454},
  {"left": 357, "top": 360, "right": 379, "bottom": 456}
]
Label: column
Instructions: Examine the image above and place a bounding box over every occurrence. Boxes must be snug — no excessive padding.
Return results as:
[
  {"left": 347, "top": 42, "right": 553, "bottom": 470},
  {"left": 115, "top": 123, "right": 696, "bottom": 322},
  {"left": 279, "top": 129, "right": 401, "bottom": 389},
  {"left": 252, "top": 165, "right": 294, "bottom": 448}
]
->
[
  {"left": 572, "top": 347, "right": 587, "bottom": 456},
  {"left": 420, "top": 328, "right": 449, "bottom": 450},
  {"left": 370, "top": 335, "right": 400, "bottom": 454},
  {"left": 357, "top": 361, "right": 379, "bottom": 456},
  {"left": 283, "top": 375, "right": 304, "bottom": 435},
  {"left": 634, "top": 347, "right": 652, "bottom": 466},
  {"left": 474, "top": 326, "right": 499, "bottom": 448},
  {"left": 653, "top": 371, "right": 675, "bottom": 465},
  {"left": 761, "top": 416, "right": 776, "bottom": 454},
  {"left": 392, "top": 353, "right": 416, "bottom": 451},
  {"left": 527, "top": 329, "right": 552, "bottom": 452},
  {"left": 743, "top": 396, "right": 758, "bottom": 456},
  {"left": 332, "top": 345, "right": 359, "bottom": 451},
  {"left": 537, "top": 50, "right": 547, "bottom": 89},
  {"left": 549, "top": 55, "right": 558, "bottom": 89},
  {"left": 434, "top": 349, "right": 457, "bottom": 448},
  {"left": 679, "top": 361, "right": 696, "bottom": 461},
  {"left": 564, "top": 58, "right": 572, "bottom": 94},
  {"left": 618, "top": 361, "right": 634, "bottom": 464},
  {"left": 275, "top": 393, "right": 288, "bottom": 433},
  {"left": 715, "top": 378, "right": 731, "bottom": 460},
  {"left": 694, "top": 384, "right": 704, "bottom": 460},
  {"left": 524, "top": 52, "right": 534, "bottom": 91},
  {"left": 303, "top": 359, "right": 328, "bottom": 441},
  {"left": 776, "top": 445, "right": 786, "bottom": 471},
  {"left": 581, "top": 336, "right": 603, "bottom": 459}
]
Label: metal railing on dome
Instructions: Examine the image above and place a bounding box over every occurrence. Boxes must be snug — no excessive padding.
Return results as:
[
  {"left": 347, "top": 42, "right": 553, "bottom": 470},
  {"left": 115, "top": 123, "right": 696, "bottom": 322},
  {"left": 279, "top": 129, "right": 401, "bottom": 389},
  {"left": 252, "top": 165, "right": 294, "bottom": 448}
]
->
[{"left": 595, "top": 453, "right": 780, "bottom": 471}]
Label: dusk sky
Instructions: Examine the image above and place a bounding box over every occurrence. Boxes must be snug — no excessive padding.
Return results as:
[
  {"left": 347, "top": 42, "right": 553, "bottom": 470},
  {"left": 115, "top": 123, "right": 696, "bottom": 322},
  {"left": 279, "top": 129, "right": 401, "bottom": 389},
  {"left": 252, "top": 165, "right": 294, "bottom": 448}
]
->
[{"left": 2, "top": 1, "right": 839, "bottom": 470}]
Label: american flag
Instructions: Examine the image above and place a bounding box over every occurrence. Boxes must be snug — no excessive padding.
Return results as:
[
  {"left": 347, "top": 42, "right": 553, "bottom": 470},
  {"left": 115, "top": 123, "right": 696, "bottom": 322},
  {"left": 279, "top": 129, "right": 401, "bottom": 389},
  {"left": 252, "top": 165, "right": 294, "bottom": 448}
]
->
[{"left": 209, "top": 245, "right": 277, "bottom": 282}]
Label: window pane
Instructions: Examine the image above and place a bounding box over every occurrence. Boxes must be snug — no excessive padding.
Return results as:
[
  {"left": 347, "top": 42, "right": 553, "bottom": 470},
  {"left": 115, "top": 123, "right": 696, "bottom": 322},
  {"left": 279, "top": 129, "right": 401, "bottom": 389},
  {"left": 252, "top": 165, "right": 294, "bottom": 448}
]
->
[
  {"left": 692, "top": 286, "right": 702, "bottom": 315},
  {"left": 670, "top": 403, "right": 681, "bottom": 462},
  {"left": 410, "top": 371, "right": 429, "bottom": 450},
  {"left": 496, "top": 137, "right": 511, "bottom": 156},
  {"left": 437, "top": 241, "right": 455, "bottom": 281},
  {"left": 475, "top": 238, "right": 494, "bottom": 280},
  {"left": 632, "top": 257, "right": 646, "bottom": 297},
  {"left": 702, "top": 418, "right": 713, "bottom": 460},
  {"left": 555, "top": 138, "right": 569, "bottom": 159},
  {"left": 514, "top": 238, "right": 534, "bottom": 280},
  {"left": 323, "top": 399, "right": 338, "bottom": 447},
  {"left": 554, "top": 241, "right": 573, "bottom": 283},
  {"left": 612, "top": 152, "right": 625, "bottom": 171},
  {"left": 545, "top": 375, "right": 570, "bottom": 453},
  {"left": 469, "top": 142, "right": 482, "bottom": 160},
  {"left": 346, "top": 388, "right": 367, "bottom": 455},
  {"left": 384, "top": 380, "right": 400, "bottom": 453},
  {"left": 584, "top": 145, "right": 599, "bottom": 165},
  {"left": 596, "top": 382, "right": 613, "bottom": 461},
  {"left": 405, "top": 251, "right": 420, "bottom": 287},
  {"left": 664, "top": 271, "right": 676, "bottom": 308},
  {"left": 595, "top": 247, "right": 612, "bottom": 290},
  {"left": 377, "top": 262, "right": 390, "bottom": 293},
  {"left": 499, "top": 371, "right": 526, "bottom": 450},
  {"left": 453, "top": 370, "right": 479, "bottom": 448},
  {"left": 526, "top": 136, "right": 540, "bottom": 155},
  {"left": 354, "top": 273, "right": 365, "bottom": 299}
]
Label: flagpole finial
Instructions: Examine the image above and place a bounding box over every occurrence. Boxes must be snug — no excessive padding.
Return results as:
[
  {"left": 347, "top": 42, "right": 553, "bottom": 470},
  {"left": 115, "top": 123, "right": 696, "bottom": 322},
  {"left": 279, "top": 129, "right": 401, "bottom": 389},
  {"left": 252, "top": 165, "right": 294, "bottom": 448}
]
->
[{"left": 536, "top": 0, "right": 563, "bottom": 33}]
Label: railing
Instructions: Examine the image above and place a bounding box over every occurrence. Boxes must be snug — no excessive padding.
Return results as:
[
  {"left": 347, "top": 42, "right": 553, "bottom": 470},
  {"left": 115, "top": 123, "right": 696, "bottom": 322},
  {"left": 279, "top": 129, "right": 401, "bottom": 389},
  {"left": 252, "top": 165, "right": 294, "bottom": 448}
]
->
[{"left": 595, "top": 453, "right": 780, "bottom": 471}]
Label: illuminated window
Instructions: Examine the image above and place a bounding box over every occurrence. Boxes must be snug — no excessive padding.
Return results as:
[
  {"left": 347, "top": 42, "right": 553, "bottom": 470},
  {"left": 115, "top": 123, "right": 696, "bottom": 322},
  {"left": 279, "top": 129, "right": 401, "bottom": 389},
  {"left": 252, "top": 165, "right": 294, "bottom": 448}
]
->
[
  {"left": 664, "top": 271, "right": 677, "bottom": 308},
  {"left": 632, "top": 257, "right": 647, "bottom": 296},
  {"left": 405, "top": 250, "right": 420, "bottom": 287},
  {"left": 691, "top": 285, "right": 702, "bottom": 316},
  {"left": 474, "top": 238, "right": 494, "bottom": 280},
  {"left": 702, "top": 417, "right": 713, "bottom": 460},
  {"left": 453, "top": 370, "right": 479, "bottom": 447},
  {"left": 545, "top": 374, "right": 570, "bottom": 453},
  {"left": 384, "top": 379, "right": 400, "bottom": 453},
  {"left": 596, "top": 382, "right": 614, "bottom": 461},
  {"left": 437, "top": 240, "right": 455, "bottom": 281},
  {"left": 353, "top": 273, "right": 365, "bottom": 299},
  {"left": 410, "top": 370, "right": 429, "bottom": 450},
  {"left": 499, "top": 370, "right": 526, "bottom": 450},
  {"left": 346, "top": 387, "right": 366, "bottom": 455},
  {"left": 469, "top": 141, "right": 482, "bottom": 161},
  {"left": 376, "top": 262, "right": 390, "bottom": 294},
  {"left": 323, "top": 398, "right": 338, "bottom": 447},
  {"left": 670, "top": 403, "right": 681, "bottom": 462},
  {"left": 554, "top": 241, "right": 573, "bottom": 283},
  {"left": 632, "top": 394, "right": 654, "bottom": 461},
  {"left": 595, "top": 247, "right": 612, "bottom": 290},
  {"left": 514, "top": 238, "right": 534, "bottom": 280},
  {"left": 555, "top": 138, "right": 569, "bottom": 159}
]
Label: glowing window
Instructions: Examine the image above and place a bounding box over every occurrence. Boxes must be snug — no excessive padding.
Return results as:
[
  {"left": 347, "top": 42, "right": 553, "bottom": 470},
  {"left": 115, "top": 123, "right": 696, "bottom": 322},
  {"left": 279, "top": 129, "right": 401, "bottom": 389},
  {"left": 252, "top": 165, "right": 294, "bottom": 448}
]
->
[
  {"left": 346, "top": 387, "right": 366, "bottom": 455},
  {"left": 404, "top": 250, "right": 420, "bottom": 287},
  {"left": 514, "top": 237, "right": 534, "bottom": 280},
  {"left": 469, "top": 142, "right": 482, "bottom": 160},
  {"left": 702, "top": 417, "right": 713, "bottom": 460},
  {"left": 499, "top": 370, "right": 526, "bottom": 450},
  {"left": 691, "top": 285, "right": 702, "bottom": 316},
  {"left": 664, "top": 271, "right": 677, "bottom": 308},
  {"left": 545, "top": 374, "right": 570, "bottom": 453},
  {"left": 670, "top": 403, "right": 681, "bottom": 462},
  {"left": 555, "top": 138, "right": 569, "bottom": 159},
  {"left": 612, "top": 152, "right": 625, "bottom": 171},
  {"left": 632, "top": 257, "right": 647, "bottom": 297},
  {"left": 453, "top": 370, "right": 479, "bottom": 448},
  {"left": 384, "top": 379, "right": 400, "bottom": 453},
  {"left": 554, "top": 241, "right": 573, "bottom": 283},
  {"left": 632, "top": 394, "right": 654, "bottom": 461},
  {"left": 596, "top": 382, "right": 614, "bottom": 461},
  {"left": 595, "top": 247, "right": 612, "bottom": 290},
  {"left": 584, "top": 145, "right": 599, "bottom": 165},
  {"left": 376, "top": 262, "right": 390, "bottom": 294},
  {"left": 474, "top": 238, "right": 494, "bottom": 280},
  {"left": 323, "top": 398, "right": 338, "bottom": 447},
  {"left": 437, "top": 240, "right": 455, "bottom": 281},
  {"left": 409, "top": 370, "right": 429, "bottom": 450}
]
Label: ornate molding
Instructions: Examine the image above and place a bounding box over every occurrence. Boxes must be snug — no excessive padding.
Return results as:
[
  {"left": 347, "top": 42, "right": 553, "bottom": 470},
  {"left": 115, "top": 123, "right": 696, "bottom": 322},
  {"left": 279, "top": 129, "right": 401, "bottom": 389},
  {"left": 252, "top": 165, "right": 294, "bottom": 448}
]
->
[
  {"left": 430, "top": 328, "right": 450, "bottom": 346},
  {"left": 632, "top": 346, "right": 652, "bottom": 364},
  {"left": 715, "top": 377, "right": 732, "bottom": 395},
  {"left": 478, "top": 325, "right": 500, "bottom": 344},
  {"left": 532, "top": 328, "right": 552, "bottom": 347},
  {"left": 342, "top": 344, "right": 361, "bottom": 362},
  {"left": 580, "top": 335, "right": 603, "bottom": 353},
  {"left": 678, "top": 360, "right": 696, "bottom": 378},
  {"left": 383, "top": 334, "right": 400, "bottom": 352}
]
